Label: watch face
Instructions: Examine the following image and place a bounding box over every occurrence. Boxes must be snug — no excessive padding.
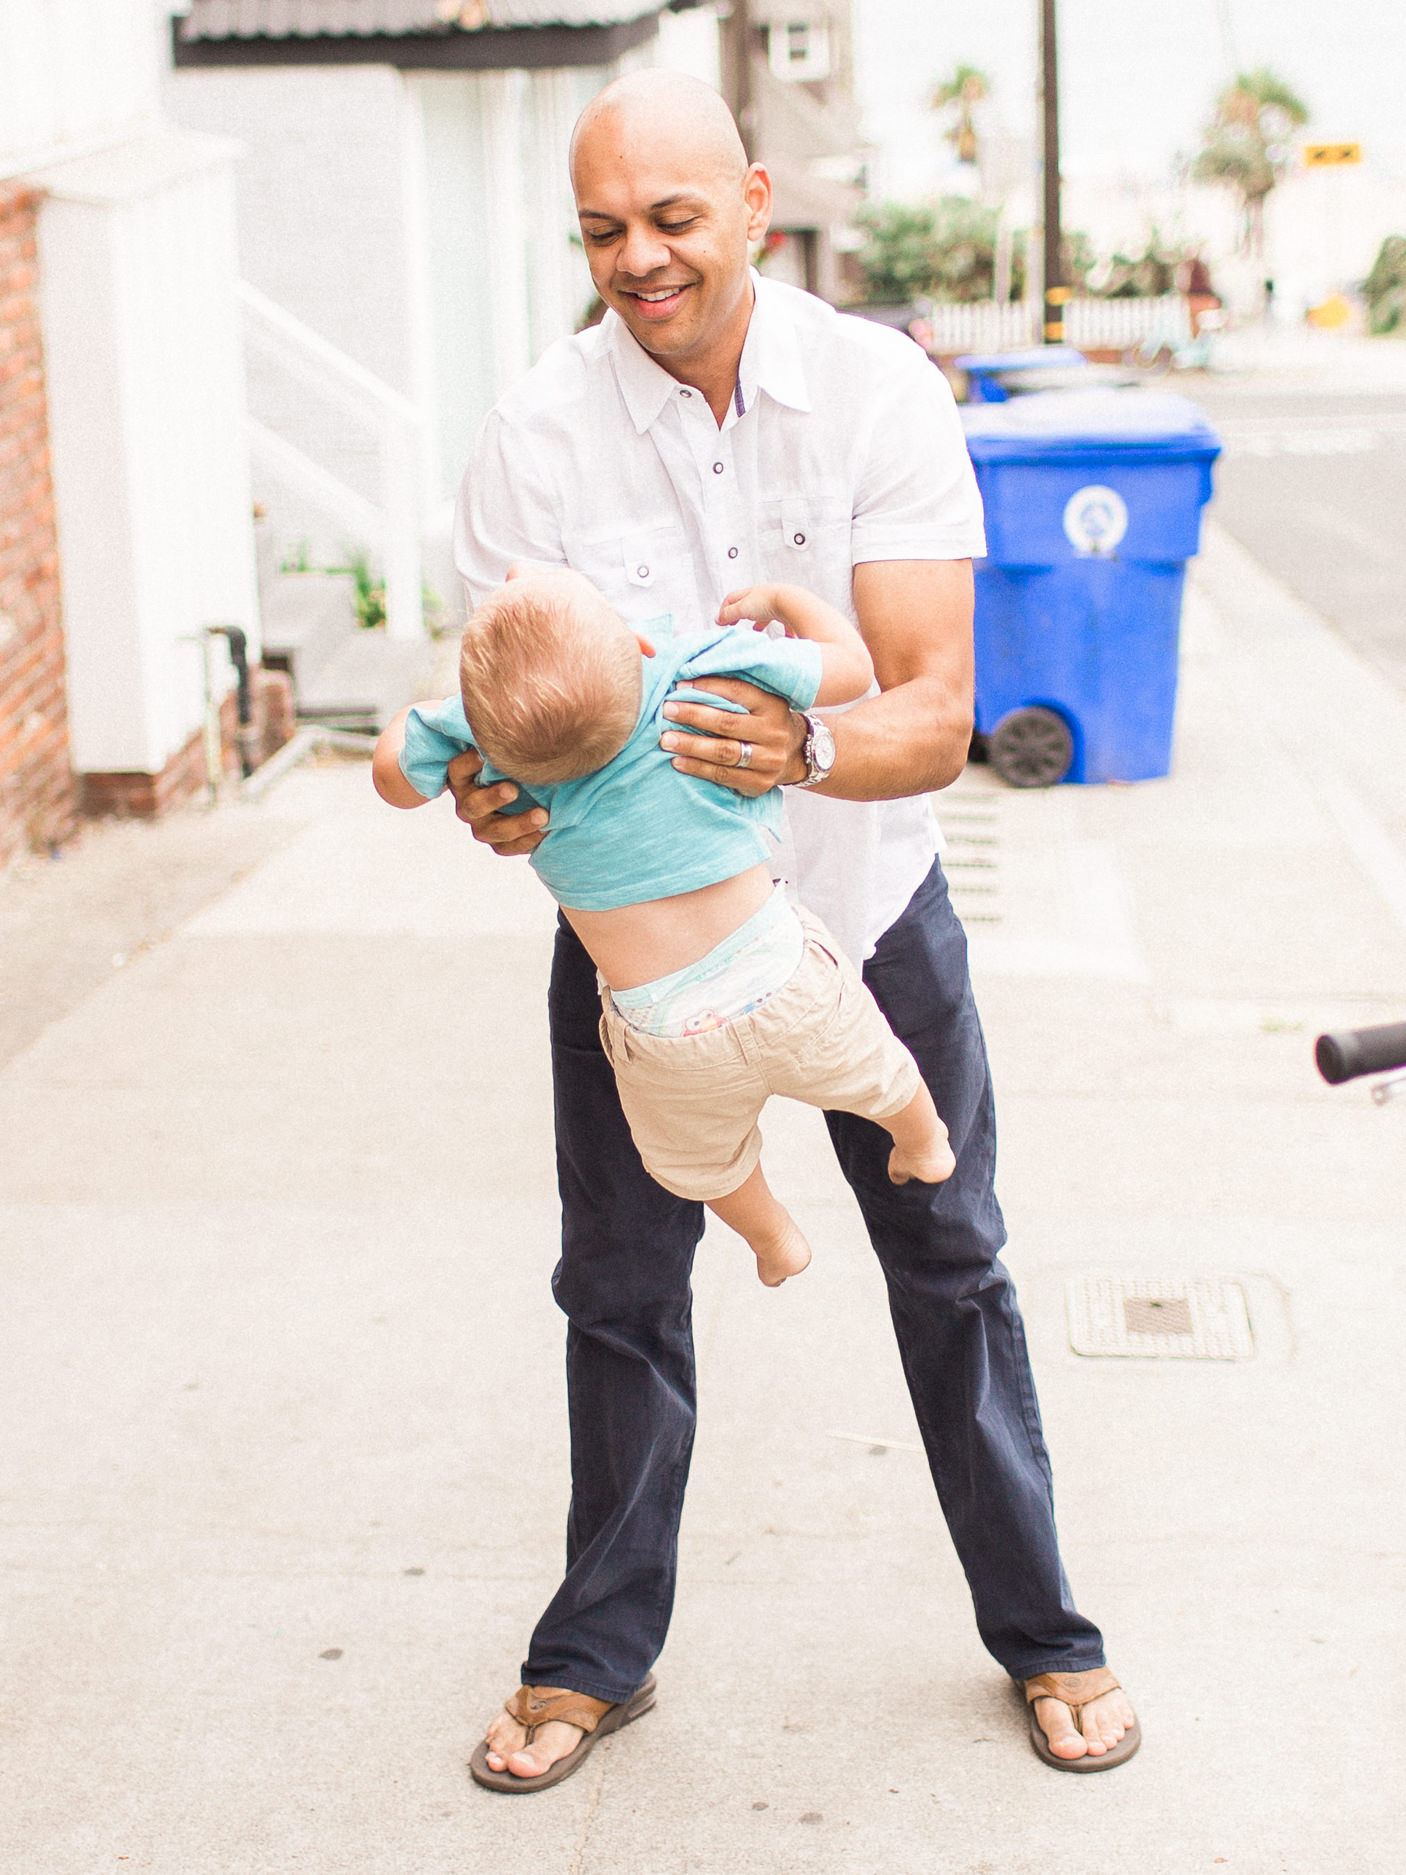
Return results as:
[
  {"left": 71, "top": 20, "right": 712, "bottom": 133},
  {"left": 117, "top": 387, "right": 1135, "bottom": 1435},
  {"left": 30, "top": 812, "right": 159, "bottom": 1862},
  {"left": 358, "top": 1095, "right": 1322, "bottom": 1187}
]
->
[{"left": 812, "top": 720, "right": 837, "bottom": 771}]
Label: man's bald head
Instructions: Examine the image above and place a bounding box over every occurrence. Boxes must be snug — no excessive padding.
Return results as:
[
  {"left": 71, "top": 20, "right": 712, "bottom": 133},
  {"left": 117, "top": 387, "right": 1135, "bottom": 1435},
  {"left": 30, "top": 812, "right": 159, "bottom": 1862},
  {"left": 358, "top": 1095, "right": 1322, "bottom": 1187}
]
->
[
  {"left": 569, "top": 71, "right": 747, "bottom": 194},
  {"left": 567, "top": 70, "right": 770, "bottom": 400}
]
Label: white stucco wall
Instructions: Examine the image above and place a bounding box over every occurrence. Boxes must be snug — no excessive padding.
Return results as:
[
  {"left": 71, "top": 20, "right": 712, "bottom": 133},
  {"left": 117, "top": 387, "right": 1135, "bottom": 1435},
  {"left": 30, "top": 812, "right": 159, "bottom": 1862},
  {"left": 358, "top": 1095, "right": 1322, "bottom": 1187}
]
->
[
  {"left": 5, "top": 2, "right": 261, "bottom": 782},
  {"left": 163, "top": 36, "right": 713, "bottom": 594},
  {"left": 653, "top": 3, "right": 723, "bottom": 89},
  {"left": 165, "top": 63, "right": 419, "bottom": 395},
  {"left": 413, "top": 65, "right": 603, "bottom": 501},
  {"left": 36, "top": 132, "right": 259, "bottom": 775},
  {"left": 0, "top": 0, "right": 161, "bottom": 179}
]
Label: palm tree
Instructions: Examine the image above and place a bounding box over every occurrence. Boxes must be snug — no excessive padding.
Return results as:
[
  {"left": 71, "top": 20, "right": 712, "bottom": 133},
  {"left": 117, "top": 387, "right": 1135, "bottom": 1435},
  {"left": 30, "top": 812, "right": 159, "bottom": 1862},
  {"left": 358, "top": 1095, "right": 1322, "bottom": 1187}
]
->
[
  {"left": 931, "top": 64, "right": 990, "bottom": 168},
  {"left": 1192, "top": 67, "right": 1309, "bottom": 256}
]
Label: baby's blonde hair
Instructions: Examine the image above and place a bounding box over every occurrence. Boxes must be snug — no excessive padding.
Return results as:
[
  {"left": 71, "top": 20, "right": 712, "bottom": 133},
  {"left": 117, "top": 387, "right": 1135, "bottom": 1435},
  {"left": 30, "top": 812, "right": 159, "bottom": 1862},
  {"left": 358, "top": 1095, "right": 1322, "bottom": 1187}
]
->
[{"left": 459, "top": 578, "right": 641, "bottom": 786}]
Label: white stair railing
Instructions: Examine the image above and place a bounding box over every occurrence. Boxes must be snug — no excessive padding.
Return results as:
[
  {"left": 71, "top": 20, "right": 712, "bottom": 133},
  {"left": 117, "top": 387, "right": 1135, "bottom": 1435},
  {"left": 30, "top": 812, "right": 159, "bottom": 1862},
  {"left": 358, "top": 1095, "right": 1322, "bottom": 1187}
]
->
[{"left": 237, "top": 281, "right": 425, "bottom": 641}]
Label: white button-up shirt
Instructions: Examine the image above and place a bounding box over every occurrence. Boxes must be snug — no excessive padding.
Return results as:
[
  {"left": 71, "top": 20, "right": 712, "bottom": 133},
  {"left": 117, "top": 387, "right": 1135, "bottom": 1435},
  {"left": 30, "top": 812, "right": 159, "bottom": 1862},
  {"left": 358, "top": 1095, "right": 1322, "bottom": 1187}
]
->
[{"left": 454, "top": 275, "right": 986, "bottom": 963}]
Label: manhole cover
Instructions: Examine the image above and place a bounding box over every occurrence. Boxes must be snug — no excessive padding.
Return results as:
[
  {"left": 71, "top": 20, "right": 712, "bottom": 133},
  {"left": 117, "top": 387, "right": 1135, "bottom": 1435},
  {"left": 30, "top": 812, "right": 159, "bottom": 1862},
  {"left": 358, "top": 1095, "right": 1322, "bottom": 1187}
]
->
[{"left": 1066, "top": 1277, "right": 1255, "bottom": 1360}]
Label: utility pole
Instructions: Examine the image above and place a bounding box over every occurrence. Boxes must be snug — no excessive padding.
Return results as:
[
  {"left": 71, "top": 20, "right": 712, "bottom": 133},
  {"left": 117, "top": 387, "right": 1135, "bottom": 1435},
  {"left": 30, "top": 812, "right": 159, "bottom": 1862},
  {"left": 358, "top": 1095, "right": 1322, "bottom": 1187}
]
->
[
  {"left": 1040, "top": 0, "right": 1067, "bottom": 343},
  {"left": 723, "top": 0, "right": 756, "bottom": 161}
]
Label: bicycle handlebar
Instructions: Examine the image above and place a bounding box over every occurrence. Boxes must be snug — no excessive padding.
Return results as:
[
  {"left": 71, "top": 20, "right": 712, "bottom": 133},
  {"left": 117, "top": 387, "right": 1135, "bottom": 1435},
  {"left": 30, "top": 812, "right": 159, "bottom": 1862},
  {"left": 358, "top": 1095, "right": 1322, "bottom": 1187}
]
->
[{"left": 1315, "top": 1021, "right": 1406, "bottom": 1085}]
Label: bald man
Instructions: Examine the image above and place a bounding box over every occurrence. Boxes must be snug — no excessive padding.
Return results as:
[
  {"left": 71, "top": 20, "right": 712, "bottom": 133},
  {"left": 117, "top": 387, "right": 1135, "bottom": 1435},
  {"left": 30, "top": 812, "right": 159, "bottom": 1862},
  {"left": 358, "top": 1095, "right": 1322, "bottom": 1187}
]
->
[{"left": 446, "top": 72, "right": 1139, "bottom": 1788}]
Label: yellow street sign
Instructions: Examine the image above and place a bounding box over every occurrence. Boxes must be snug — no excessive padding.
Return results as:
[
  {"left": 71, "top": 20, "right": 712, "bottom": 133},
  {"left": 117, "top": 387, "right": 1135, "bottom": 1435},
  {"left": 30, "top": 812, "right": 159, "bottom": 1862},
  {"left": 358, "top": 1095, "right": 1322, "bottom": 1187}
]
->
[{"left": 1303, "top": 143, "right": 1362, "bottom": 167}]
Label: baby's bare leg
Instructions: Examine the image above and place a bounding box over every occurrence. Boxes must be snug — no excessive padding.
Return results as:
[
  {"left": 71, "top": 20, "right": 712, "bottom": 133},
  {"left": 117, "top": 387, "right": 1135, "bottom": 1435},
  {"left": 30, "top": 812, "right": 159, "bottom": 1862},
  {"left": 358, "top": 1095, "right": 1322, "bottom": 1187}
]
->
[
  {"left": 707, "top": 1165, "right": 811, "bottom": 1287},
  {"left": 886, "top": 1082, "right": 957, "bottom": 1186}
]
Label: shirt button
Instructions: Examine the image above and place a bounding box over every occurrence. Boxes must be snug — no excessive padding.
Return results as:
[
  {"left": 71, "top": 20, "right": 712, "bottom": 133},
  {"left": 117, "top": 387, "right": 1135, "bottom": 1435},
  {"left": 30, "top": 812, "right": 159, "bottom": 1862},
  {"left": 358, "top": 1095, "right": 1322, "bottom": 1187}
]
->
[
  {"left": 637, "top": 566, "right": 649, "bottom": 579},
  {"left": 727, "top": 546, "right": 739, "bottom": 560},
  {"left": 793, "top": 532, "right": 806, "bottom": 546},
  {"left": 679, "top": 388, "right": 691, "bottom": 397},
  {"left": 713, "top": 461, "right": 724, "bottom": 474}
]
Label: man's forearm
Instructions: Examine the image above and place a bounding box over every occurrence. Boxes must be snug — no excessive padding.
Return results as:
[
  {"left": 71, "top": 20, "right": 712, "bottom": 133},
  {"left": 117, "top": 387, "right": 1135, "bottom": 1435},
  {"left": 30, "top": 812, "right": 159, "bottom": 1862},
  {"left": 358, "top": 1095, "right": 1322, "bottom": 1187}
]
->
[
  {"left": 797, "top": 556, "right": 974, "bottom": 800},
  {"left": 656, "top": 561, "right": 975, "bottom": 804},
  {"left": 796, "top": 673, "right": 973, "bottom": 801}
]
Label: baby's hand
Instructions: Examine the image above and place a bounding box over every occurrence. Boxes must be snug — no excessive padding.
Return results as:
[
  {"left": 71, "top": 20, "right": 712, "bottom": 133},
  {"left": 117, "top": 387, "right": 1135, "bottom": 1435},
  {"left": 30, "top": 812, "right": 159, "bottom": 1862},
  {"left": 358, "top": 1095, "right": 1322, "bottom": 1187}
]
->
[{"left": 717, "top": 585, "right": 785, "bottom": 631}]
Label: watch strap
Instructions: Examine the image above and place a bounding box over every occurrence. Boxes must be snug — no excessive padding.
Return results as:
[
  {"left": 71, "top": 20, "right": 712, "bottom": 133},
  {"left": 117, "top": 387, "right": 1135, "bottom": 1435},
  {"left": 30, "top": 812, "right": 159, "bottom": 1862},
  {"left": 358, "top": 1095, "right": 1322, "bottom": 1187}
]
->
[{"left": 792, "top": 710, "right": 833, "bottom": 788}]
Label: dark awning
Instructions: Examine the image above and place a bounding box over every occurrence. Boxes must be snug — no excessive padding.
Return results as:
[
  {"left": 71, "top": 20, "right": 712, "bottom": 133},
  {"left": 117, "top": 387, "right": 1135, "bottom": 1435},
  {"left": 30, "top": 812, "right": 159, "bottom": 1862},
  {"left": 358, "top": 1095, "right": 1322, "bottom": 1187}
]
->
[{"left": 171, "top": 0, "right": 668, "bottom": 70}]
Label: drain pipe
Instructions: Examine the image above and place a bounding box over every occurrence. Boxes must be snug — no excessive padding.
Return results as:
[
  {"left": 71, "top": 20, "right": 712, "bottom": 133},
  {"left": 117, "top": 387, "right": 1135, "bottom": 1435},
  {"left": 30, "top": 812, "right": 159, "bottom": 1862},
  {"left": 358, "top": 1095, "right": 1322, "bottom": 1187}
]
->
[{"left": 204, "top": 625, "right": 259, "bottom": 780}]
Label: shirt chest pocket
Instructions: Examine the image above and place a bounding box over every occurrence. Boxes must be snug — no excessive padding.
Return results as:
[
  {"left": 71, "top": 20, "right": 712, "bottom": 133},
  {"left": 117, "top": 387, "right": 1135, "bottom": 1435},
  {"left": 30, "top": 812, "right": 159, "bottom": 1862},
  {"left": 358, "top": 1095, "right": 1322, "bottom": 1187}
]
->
[
  {"left": 781, "top": 499, "right": 811, "bottom": 554},
  {"left": 560, "top": 521, "right": 688, "bottom": 620},
  {"left": 761, "top": 496, "right": 852, "bottom": 593}
]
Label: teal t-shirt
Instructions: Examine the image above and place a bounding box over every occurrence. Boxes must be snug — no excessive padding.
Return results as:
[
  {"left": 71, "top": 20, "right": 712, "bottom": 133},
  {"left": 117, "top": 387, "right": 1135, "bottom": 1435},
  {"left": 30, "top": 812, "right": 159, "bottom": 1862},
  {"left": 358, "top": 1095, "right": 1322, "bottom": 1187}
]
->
[{"left": 399, "top": 618, "right": 822, "bottom": 911}]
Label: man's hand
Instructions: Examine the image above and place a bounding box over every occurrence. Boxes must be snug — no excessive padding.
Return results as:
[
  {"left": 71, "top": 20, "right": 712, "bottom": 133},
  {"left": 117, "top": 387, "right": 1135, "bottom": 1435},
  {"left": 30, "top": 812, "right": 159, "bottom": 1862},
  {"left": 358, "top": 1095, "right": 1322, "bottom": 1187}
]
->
[
  {"left": 660, "top": 678, "right": 807, "bottom": 795},
  {"left": 445, "top": 748, "right": 549, "bottom": 855}
]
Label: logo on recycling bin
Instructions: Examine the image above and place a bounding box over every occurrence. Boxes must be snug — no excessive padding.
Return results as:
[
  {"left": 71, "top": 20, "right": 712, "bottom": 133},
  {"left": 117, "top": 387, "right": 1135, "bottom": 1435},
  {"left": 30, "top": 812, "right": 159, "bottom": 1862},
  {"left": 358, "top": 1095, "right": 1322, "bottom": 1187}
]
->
[{"left": 1063, "top": 484, "right": 1128, "bottom": 556}]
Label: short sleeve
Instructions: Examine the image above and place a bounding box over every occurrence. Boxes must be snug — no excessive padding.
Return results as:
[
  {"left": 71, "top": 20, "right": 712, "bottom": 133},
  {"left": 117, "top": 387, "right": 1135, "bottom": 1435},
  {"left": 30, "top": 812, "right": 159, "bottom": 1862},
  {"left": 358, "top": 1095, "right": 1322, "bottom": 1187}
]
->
[
  {"left": 849, "top": 345, "right": 986, "bottom": 564},
  {"left": 677, "top": 627, "right": 823, "bottom": 712},
  {"left": 453, "top": 411, "right": 568, "bottom": 609},
  {"left": 399, "top": 698, "right": 476, "bottom": 802}
]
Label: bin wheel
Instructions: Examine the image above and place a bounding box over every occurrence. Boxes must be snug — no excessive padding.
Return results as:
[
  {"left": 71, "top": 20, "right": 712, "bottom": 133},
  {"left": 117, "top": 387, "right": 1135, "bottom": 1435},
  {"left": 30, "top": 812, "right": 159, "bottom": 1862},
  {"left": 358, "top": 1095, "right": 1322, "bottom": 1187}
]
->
[{"left": 989, "top": 707, "right": 1074, "bottom": 788}]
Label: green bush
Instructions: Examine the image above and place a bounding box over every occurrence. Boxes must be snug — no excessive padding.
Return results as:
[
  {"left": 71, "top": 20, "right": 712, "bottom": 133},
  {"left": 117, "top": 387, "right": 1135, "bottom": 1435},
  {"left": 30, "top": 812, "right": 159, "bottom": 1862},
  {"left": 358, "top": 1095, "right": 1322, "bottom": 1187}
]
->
[
  {"left": 855, "top": 199, "right": 1028, "bottom": 304},
  {"left": 855, "top": 200, "right": 1187, "bottom": 306},
  {"left": 1090, "top": 230, "right": 1185, "bottom": 299},
  {"left": 1363, "top": 235, "right": 1406, "bottom": 334}
]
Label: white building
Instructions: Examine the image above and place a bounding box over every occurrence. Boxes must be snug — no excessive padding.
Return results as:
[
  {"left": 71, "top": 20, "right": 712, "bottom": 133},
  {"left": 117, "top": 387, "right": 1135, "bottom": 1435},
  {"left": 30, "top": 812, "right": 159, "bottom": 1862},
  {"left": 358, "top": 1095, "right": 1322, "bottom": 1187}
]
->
[
  {"left": 165, "top": 0, "right": 711, "bottom": 610},
  {"left": 165, "top": 1, "right": 868, "bottom": 609},
  {"left": 2, "top": 0, "right": 259, "bottom": 817}
]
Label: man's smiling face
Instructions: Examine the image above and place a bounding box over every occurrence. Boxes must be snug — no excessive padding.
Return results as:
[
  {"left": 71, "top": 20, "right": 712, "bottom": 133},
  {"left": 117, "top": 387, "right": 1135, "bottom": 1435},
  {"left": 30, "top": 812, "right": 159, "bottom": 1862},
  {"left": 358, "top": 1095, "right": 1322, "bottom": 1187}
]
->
[{"left": 570, "top": 83, "right": 771, "bottom": 385}]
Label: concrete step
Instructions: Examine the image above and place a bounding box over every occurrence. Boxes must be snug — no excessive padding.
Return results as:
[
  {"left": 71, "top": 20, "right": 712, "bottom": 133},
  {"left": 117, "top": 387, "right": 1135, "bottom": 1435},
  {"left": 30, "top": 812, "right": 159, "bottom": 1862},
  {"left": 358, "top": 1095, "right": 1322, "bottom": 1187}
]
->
[{"left": 293, "top": 628, "right": 435, "bottom": 733}]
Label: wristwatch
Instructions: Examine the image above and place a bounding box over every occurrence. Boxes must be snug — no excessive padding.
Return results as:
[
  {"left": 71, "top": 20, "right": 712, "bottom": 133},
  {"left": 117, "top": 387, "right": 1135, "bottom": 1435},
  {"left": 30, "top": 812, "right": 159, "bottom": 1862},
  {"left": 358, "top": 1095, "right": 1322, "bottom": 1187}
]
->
[{"left": 791, "top": 710, "right": 836, "bottom": 788}]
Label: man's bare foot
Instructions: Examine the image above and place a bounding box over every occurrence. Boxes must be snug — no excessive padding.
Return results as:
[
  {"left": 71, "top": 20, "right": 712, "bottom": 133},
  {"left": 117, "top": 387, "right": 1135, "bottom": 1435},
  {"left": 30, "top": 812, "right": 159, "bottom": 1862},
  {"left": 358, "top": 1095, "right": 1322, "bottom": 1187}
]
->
[
  {"left": 480, "top": 1695, "right": 583, "bottom": 1780},
  {"left": 1030, "top": 1676, "right": 1138, "bottom": 1763},
  {"left": 752, "top": 1213, "right": 811, "bottom": 1287},
  {"left": 887, "top": 1137, "right": 956, "bottom": 1185}
]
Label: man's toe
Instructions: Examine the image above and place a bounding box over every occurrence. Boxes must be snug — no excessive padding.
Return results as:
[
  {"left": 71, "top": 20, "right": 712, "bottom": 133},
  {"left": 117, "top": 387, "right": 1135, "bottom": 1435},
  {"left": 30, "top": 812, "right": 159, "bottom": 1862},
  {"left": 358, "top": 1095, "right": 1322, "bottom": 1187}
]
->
[
  {"left": 1081, "top": 1693, "right": 1131, "bottom": 1752},
  {"left": 505, "top": 1719, "right": 584, "bottom": 1779},
  {"left": 506, "top": 1747, "right": 550, "bottom": 1778},
  {"left": 1035, "top": 1698, "right": 1089, "bottom": 1759}
]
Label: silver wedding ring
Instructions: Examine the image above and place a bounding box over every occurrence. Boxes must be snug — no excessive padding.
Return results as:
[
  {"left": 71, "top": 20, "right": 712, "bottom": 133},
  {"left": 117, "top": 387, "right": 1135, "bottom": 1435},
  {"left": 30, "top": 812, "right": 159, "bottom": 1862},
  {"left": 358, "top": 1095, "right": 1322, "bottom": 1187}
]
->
[{"left": 735, "top": 741, "right": 754, "bottom": 771}]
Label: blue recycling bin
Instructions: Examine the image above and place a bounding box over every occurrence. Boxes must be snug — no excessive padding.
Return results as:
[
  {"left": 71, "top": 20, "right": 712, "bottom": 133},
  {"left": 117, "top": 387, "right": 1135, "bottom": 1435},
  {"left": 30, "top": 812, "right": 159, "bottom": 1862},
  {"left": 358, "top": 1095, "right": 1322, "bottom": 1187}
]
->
[
  {"left": 956, "top": 345, "right": 1087, "bottom": 402},
  {"left": 962, "top": 388, "right": 1221, "bottom": 786}
]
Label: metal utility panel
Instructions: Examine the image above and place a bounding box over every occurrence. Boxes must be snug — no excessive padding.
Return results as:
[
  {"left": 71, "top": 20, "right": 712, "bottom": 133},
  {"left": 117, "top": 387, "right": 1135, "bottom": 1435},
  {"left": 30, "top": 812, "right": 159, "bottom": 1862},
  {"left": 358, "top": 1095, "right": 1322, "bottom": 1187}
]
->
[{"left": 1067, "top": 1276, "right": 1256, "bottom": 1360}]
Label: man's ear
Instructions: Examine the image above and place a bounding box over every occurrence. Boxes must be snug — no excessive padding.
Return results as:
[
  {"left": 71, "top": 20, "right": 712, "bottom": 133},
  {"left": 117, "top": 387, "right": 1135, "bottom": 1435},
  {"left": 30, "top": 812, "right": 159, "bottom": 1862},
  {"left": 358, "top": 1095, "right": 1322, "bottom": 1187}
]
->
[{"left": 742, "top": 163, "right": 772, "bottom": 245}]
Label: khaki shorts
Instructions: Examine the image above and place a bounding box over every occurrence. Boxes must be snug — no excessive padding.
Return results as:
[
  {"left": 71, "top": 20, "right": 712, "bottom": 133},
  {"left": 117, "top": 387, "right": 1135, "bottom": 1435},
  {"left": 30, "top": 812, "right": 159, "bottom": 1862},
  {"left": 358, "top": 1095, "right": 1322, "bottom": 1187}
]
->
[{"left": 598, "top": 907, "right": 921, "bottom": 1202}]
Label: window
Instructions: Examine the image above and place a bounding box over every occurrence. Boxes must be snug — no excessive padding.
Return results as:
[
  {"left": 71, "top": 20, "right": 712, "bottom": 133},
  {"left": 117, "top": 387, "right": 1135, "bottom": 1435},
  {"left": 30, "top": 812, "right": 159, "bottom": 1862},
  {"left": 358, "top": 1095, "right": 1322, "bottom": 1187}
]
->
[{"left": 767, "top": 20, "right": 831, "bottom": 83}]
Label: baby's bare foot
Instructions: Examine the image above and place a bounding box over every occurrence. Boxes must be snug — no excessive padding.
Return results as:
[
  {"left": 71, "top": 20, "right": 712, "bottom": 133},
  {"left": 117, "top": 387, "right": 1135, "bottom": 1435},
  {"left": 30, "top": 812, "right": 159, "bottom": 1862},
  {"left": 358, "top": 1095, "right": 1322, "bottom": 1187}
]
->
[
  {"left": 753, "top": 1215, "right": 812, "bottom": 1287},
  {"left": 888, "top": 1136, "right": 956, "bottom": 1186}
]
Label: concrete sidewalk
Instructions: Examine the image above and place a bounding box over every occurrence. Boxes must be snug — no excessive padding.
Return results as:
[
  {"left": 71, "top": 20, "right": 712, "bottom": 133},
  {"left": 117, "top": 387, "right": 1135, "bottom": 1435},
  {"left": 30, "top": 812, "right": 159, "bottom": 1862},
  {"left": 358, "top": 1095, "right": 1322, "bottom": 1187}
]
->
[{"left": 2, "top": 527, "right": 1404, "bottom": 1873}]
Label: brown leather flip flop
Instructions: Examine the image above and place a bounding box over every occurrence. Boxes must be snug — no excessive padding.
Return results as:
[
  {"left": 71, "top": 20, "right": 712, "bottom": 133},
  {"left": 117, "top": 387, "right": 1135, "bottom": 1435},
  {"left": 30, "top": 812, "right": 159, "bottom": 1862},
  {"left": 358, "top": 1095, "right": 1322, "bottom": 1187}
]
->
[
  {"left": 1024, "top": 1668, "right": 1142, "bottom": 1772},
  {"left": 468, "top": 1674, "right": 657, "bottom": 1793}
]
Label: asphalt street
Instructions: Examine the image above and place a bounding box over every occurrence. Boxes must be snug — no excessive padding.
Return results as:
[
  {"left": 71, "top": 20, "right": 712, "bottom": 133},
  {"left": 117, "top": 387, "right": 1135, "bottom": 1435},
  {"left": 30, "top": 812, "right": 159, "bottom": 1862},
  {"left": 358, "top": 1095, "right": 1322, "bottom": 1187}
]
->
[{"left": 1189, "top": 371, "right": 1406, "bottom": 698}]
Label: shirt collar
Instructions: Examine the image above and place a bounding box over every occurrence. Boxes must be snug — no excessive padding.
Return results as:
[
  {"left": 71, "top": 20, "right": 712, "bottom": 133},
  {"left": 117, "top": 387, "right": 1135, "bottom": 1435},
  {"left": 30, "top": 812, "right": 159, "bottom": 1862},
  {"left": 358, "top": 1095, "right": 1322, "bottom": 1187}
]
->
[
  {"left": 606, "top": 270, "right": 812, "bottom": 434},
  {"left": 742, "top": 273, "right": 812, "bottom": 416}
]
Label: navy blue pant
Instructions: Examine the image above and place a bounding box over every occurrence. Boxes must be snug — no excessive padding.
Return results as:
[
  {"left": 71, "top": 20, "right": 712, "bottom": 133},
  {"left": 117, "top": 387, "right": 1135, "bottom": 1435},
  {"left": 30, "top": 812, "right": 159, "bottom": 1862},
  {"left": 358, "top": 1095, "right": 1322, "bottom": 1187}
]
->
[{"left": 523, "top": 860, "right": 1104, "bottom": 1701}]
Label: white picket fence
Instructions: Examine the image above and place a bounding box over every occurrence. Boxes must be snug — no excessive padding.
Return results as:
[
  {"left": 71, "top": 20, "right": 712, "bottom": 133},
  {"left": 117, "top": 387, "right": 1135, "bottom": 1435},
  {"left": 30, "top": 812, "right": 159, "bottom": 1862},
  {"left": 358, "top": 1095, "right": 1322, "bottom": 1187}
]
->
[
  {"left": 921, "top": 295, "right": 1190, "bottom": 355},
  {"left": 1066, "top": 295, "right": 1192, "bottom": 350}
]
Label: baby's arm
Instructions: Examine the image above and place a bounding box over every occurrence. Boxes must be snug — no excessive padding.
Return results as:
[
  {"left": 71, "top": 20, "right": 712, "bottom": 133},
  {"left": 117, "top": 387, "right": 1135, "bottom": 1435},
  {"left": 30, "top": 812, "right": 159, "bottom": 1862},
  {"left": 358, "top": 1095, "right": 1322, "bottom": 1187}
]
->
[
  {"left": 715, "top": 584, "right": 873, "bottom": 705},
  {"left": 373, "top": 703, "right": 443, "bottom": 809}
]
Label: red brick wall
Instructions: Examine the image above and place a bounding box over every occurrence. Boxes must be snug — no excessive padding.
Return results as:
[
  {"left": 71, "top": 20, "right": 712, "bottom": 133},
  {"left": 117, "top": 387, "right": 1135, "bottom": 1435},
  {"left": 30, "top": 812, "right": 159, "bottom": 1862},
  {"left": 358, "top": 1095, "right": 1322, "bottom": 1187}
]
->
[
  {"left": 78, "top": 671, "right": 297, "bottom": 820},
  {"left": 0, "top": 184, "right": 73, "bottom": 863}
]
